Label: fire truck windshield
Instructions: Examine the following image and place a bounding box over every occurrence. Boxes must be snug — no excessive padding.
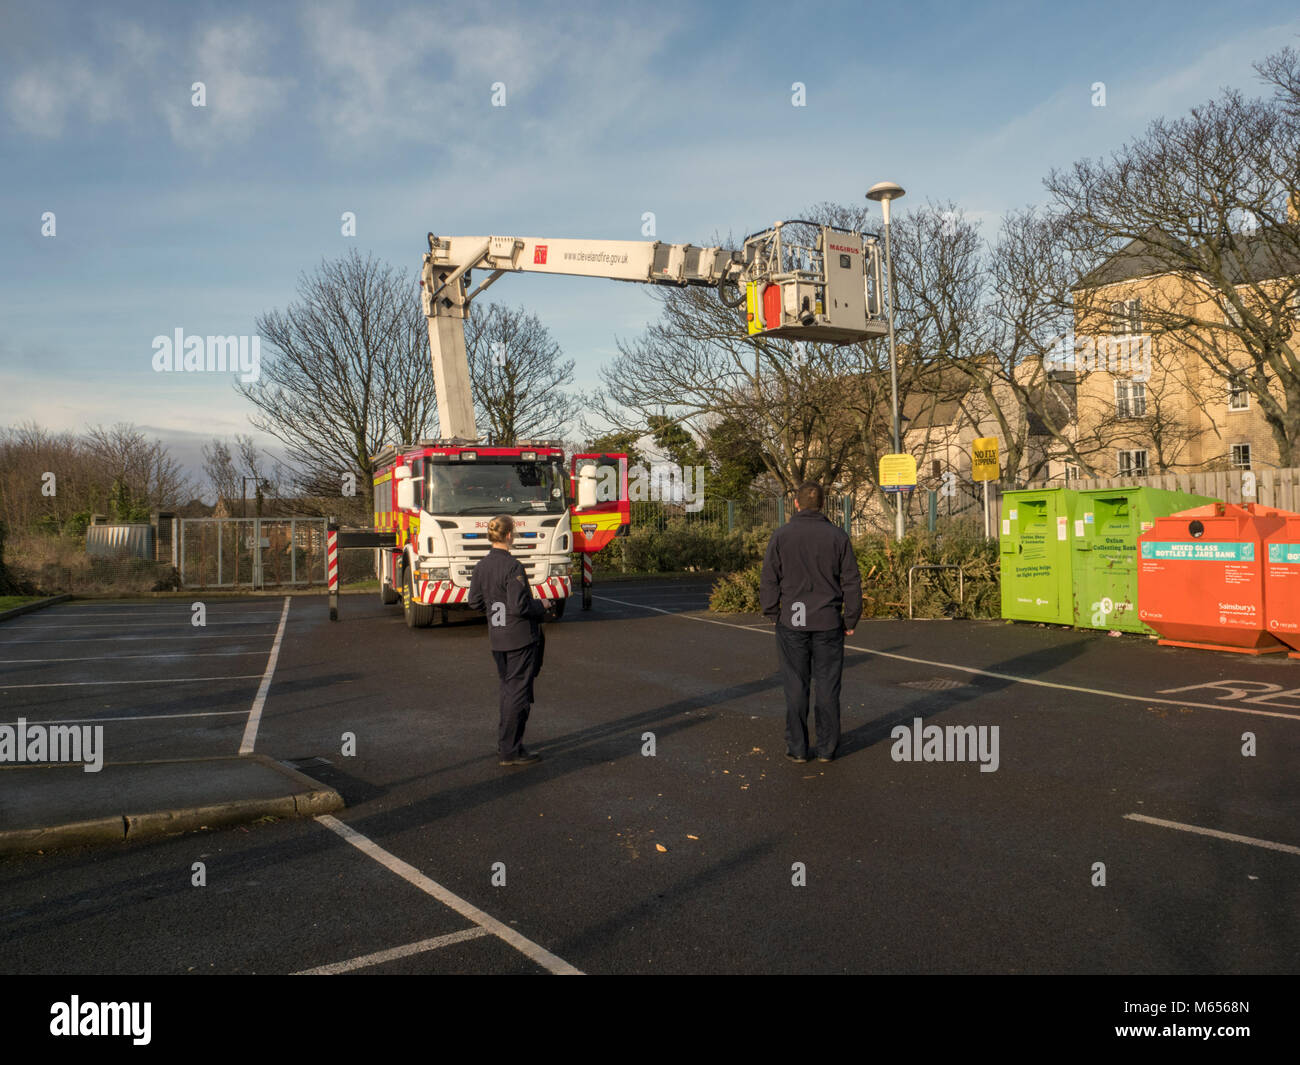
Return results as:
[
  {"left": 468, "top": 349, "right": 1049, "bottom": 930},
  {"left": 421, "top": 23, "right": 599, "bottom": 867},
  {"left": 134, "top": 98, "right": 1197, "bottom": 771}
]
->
[{"left": 426, "top": 460, "right": 568, "bottom": 515}]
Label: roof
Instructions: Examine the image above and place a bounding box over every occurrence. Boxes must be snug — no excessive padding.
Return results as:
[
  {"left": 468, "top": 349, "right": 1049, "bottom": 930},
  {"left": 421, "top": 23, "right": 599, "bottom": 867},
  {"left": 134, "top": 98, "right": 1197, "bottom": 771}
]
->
[{"left": 1076, "top": 226, "right": 1300, "bottom": 291}]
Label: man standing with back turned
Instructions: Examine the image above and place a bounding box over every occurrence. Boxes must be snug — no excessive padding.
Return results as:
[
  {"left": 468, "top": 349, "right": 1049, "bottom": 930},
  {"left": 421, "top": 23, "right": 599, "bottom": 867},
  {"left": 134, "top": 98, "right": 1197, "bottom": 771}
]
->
[{"left": 760, "top": 482, "right": 862, "bottom": 764}]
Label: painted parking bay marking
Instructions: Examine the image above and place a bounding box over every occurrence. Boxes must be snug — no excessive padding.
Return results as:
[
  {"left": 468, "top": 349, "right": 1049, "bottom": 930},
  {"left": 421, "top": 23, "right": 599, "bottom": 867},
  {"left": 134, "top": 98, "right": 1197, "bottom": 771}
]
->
[
  {"left": 315, "top": 815, "right": 582, "bottom": 975},
  {"left": 1157, "top": 680, "right": 1300, "bottom": 711},
  {"left": 593, "top": 595, "right": 1300, "bottom": 721},
  {"left": 1125, "top": 814, "right": 1300, "bottom": 857}
]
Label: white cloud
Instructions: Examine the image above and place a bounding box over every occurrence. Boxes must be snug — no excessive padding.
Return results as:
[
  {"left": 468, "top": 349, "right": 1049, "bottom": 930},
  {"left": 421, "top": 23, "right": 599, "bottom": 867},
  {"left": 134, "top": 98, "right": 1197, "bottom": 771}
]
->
[
  {"left": 161, "top": 19, "right": 294, "bottom": 149},
  {"left": 299, "top": 1, "right": 689, "bottom": 154},
  {"left": 6, "top": 66, "right": 115, "bottom": 136},
  {"left": 3, "top": 16, "right": 291, "bottom": 148}
]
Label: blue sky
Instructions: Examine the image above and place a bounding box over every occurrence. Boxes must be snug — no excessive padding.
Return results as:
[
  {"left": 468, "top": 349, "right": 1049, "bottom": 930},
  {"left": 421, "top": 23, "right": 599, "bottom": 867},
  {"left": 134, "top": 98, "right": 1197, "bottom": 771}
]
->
[{"left": 3, "top": 0, "right": 1297, "bottom": 484}]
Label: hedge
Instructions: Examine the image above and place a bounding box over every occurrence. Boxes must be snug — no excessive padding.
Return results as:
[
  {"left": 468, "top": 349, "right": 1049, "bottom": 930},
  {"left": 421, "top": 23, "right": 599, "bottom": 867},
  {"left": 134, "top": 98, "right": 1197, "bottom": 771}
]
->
[{"left": 710, "top": 522, "right": 999, "bottom": 619}]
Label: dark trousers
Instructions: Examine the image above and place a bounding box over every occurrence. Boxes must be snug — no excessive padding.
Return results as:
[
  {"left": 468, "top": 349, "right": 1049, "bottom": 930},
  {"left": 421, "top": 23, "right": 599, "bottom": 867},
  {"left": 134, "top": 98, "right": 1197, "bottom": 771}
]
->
[
  {"left": 491, "top": 632, "right": 543, "bottom": 758},
  {"left": 775, "top": 622, "right": 844, "bottom": 759}
]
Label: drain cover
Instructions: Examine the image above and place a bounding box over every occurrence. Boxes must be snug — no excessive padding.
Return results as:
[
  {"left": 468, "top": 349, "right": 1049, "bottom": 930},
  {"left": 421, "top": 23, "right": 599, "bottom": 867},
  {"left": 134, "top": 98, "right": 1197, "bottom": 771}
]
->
[
  {"left": 898, "top": 678, "right": 966, "bottom": 691},
  {"left": 283, "top": 756, "right": 335, "bottom": 770}
]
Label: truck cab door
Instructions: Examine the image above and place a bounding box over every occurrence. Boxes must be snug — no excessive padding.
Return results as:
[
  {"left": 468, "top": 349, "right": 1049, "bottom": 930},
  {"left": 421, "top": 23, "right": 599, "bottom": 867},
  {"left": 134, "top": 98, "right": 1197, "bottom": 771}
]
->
[{"left": 570, "top": 453, "right": 629, "bottom": 553}]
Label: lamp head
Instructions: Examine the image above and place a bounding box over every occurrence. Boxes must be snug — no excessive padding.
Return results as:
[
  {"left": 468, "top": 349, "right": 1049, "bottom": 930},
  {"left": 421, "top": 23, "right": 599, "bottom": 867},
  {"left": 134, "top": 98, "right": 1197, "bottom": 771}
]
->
[{"left": 867, "top": 181, "right": 906, "bottom": 225}]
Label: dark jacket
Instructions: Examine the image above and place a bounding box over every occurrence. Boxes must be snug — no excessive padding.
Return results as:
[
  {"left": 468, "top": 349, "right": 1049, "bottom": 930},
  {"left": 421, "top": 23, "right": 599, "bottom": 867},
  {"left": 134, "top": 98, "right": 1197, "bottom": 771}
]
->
[
  {"left": 760, "top": 509, "right": 862, "bottom": 632},
  {"left": 467, "top": 547, "right": 546, "bottom": 651}
]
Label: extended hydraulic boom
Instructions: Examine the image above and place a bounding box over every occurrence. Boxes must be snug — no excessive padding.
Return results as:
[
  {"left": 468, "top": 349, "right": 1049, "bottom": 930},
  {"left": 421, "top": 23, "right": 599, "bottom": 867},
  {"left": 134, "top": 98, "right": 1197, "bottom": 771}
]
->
[{"left": 419, "top": 222, "right": 890, "bottom": 438}]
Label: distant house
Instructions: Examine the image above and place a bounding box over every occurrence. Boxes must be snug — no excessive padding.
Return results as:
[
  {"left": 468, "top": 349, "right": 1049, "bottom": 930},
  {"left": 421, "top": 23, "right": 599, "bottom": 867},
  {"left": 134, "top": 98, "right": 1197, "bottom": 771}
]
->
[
  {"left": 1069, "top": 223, "right": 1300, "bottom": 475},
  {"left": 173, "top": 497, "right": 216, "bottom": 519}
]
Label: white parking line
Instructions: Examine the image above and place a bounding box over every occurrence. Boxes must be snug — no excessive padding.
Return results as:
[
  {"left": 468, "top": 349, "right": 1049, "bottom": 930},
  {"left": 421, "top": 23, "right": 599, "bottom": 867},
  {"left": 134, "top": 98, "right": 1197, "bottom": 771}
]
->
[
  {"left": 239, "top": 597, "right": 291, "bottom": 755},
  {"left": 293, "top": 927, "right": 491, "bottom": 975},
  {"left": 34, "top": 610, "right": 285, "bottom": 618},
  {"left": 0, "top": 675, "right": 263, "bottom": 689},
  {"left": 1, "top": 710, "right": 248, "bottom": 725},
  {"left": 315, "top": 814, "right": 582, "bottom": 975},
  {"left": 0, "top": 651, "right": 268, "bottom": 665},
  {"left": 11, "top": 619, "right": 284, "bottom": 630},
  {"left": 593, "top": 595, "right": 1300, "bottom": 722},
  {"left": 610, "top": 593, "right": 711, "bottom": 599},
  {"left": 1124, "top": 813, "right": 1300, "bottom": 856},
  {"left": 0, "top": 634, "right": 280, "bottom": 644}
]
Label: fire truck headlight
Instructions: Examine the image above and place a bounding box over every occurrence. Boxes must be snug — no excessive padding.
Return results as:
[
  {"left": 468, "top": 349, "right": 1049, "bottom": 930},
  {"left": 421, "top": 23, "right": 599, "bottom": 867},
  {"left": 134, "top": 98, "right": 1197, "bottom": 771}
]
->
[
  {"left": 421, "top": 565, "right": 450, "bottom": 579},
  {"left": 548, "top": 562, "right": 570, "bottom": 578}
]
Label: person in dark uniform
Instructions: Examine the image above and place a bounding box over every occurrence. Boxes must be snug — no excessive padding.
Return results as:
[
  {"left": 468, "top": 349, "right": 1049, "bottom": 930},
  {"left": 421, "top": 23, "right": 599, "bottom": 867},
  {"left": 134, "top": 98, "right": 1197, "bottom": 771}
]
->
[
  {"left": 467, "top": 515, "right": 554, "bottom": 767},
  {"left": 760, "top": 481, "right": 862, "bottom": 764}
]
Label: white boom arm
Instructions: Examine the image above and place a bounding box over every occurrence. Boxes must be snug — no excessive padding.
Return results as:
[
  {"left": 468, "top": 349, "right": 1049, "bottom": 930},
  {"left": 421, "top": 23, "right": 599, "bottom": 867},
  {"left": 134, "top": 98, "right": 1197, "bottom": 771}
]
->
[{"left": 420, "top": 225, "right": 888, "bottom": 440}]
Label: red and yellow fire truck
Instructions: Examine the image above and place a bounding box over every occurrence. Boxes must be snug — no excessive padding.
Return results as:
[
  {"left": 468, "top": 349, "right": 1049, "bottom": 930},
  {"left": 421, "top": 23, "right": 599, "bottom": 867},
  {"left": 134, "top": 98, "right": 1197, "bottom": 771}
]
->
[{"left": 373, "top": 439, "right": 628, "bottom": 628}]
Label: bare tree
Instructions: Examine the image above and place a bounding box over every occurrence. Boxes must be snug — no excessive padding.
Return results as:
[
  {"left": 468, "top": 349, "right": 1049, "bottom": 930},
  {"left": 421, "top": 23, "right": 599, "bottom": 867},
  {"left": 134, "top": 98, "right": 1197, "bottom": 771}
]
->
[
  {"left": 1046, "top": 71, "right": 1300, "bottom": 463},
  {"left": 201, "top": 439, "right": 240, "bottom": 506},
  {"left": 82, "top": 423, "right": 190, "bottom": 513},
  {"left": 1256, "top": 43, "right": 1300, "bottom": 117},
  {"left": 0, "top": 422, "right": 188, "bottom": 533},
  {"left": 201, "top": 435, "right": 284, "bottom": 512},
  {"left": 464, "top": 302, "right": 579, "bottom": 443},
  {"left": 241, "top": 250, "right": 436, "bottom": 497},
  {"left": 588, "top": 274, "right": 868, "bottom": 494},
  {"left": 0, "top": 423, "right": 86, "bottom": 532}
]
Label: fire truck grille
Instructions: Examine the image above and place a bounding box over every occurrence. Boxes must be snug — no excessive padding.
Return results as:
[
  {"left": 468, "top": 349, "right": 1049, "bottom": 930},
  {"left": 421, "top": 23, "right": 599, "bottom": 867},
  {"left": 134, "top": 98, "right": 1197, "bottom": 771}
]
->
[{"left": 457, "top": 555, "right": 542, "bottom": 583}]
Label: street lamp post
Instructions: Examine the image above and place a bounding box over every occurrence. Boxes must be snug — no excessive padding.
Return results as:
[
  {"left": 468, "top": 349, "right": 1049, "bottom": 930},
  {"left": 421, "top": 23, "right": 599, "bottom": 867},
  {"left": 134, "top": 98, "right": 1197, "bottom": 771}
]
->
[{"left": 867, "top": 181, "right": 906, "bottom": 542}]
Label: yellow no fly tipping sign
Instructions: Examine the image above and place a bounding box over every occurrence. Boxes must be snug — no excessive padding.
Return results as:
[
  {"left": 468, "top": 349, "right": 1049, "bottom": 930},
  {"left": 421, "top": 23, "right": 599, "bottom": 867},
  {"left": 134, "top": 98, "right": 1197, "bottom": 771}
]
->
[{"left": 972, "top": 437, "right": 999, "bottom": 482}]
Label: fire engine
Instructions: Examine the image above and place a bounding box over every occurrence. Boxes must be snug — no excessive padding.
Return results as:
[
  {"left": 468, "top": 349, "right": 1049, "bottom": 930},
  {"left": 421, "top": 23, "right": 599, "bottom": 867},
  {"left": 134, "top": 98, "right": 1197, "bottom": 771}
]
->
[
  {"left": 373, "top": 221, "right": 889, "bottom": 628},
  {"left": 373, "top": 438, "right": 628, "bottom": 626}
]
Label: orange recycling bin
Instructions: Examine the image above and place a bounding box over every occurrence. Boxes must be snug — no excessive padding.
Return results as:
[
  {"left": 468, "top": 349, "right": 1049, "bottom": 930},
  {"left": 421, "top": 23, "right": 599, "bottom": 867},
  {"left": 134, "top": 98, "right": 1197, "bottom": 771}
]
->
[
  {"left": 1137, "top": 502, "right": 1292, "bottom": 655},
  {"left": 1263, "top": 513, "right": 1300, "bottom": 659}
]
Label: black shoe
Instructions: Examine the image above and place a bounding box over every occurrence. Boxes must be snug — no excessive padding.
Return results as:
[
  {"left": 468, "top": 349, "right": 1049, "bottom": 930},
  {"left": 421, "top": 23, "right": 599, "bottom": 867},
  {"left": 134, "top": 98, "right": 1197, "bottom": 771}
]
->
[
  {"left": 785, "top": 752, "right": 809, "bottom": 764},
  {"left": 499, "top": 749, "right": 542, "bottom": 766},
  {"left": 816, "top": 753, "right": 834, "bottom": 763}
]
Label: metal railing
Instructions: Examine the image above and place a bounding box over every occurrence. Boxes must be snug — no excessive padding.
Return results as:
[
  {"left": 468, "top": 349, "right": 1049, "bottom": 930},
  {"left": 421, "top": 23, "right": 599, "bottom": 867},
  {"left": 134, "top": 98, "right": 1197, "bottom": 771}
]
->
[
  {"left": 908, "top": 564, "right": 965, "bottom": 619},
  {"left": 178, "top": 518, "right": 327, "bottom": 588}
]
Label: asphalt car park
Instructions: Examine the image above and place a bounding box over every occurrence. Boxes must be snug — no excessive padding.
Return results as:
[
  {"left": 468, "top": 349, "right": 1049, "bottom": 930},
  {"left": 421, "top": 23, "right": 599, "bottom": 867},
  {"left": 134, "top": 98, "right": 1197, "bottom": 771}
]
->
[{"left": 1, "top": 580, "right": 1297, "bottom": 974}]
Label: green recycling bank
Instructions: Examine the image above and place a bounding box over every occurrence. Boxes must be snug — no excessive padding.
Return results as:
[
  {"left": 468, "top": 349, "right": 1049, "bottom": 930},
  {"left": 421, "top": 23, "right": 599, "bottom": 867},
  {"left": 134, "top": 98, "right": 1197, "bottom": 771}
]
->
[{"left": 1000, "top": 485, "right": 1215, "bottom": 632}]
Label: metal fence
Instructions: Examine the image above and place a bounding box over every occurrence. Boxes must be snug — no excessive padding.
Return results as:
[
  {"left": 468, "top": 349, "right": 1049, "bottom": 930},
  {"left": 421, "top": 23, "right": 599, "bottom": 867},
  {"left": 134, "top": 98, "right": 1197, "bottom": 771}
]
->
[
  {"left": 1028, "top": 466, "right": 1300, "bottom": 510},
  {"left": 633, "top": 494, "right": 865, "bottom": 534},
  {"left": 179, "top": 518, "right": 327, "bottom": 588}
]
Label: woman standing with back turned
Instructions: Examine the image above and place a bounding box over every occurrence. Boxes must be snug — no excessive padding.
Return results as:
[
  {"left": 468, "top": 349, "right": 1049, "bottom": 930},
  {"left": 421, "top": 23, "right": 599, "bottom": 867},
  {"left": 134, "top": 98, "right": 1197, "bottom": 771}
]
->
[{"left": 467, "top": 515, "right": 552, "bottom": 767}]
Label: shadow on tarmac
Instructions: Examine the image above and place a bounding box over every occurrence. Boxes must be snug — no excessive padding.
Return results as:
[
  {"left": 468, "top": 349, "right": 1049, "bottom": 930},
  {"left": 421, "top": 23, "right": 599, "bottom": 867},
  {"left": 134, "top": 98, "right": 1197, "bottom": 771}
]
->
[{"left": 837, "top": 637, "right": 1094, "bottom": 758}]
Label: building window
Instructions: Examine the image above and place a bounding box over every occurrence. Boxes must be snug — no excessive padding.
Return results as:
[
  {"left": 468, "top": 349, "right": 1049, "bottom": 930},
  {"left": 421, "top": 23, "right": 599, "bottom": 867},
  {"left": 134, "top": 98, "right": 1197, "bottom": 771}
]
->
[
  {"left": 1232, "top": 443, "right": 1252, "bottom": 469},
  {"left": 1229, "top": 377, "right": 1249, "bottom": 411},
  {"left": 931, "top": 459, "right": 942, "bottom": 479},
  {"left": 1223, "top": 299, "right": 1243, "bottom": 327},
  {"left": 1118, "top": 449, "right": 1149, "bottom": 477},
  {"left": 1064, "top": 464, "right": 1081, "bottom": 482},
  {"left": 1115, "top": 379, "right": 1147, "bottom": 418},
  {"left": 1110, "top": 298, "right": 1142, "bottom": 335}
]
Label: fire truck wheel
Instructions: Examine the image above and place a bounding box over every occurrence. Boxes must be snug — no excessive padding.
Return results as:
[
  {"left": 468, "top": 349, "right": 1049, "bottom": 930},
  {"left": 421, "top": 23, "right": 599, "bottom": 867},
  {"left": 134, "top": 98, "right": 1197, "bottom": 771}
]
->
[{"left": 402, "top": 565, "right": 435, "bottom": 628}]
